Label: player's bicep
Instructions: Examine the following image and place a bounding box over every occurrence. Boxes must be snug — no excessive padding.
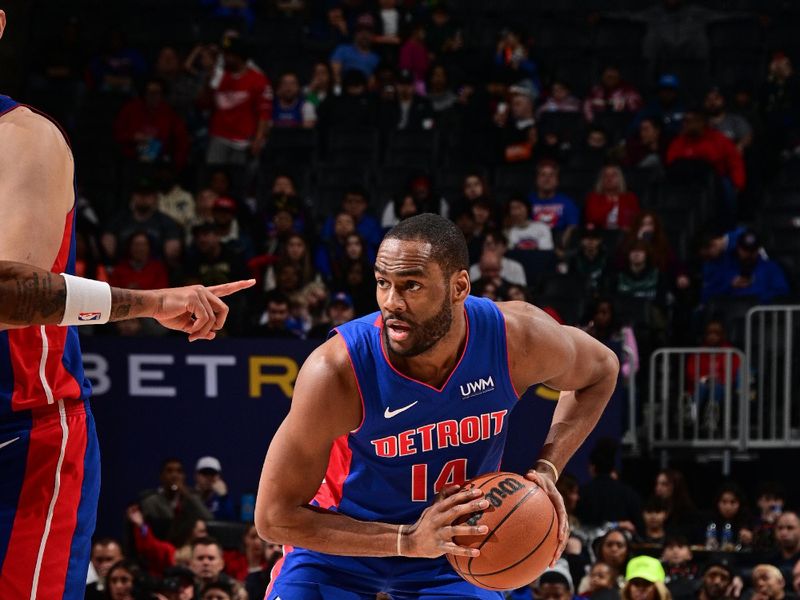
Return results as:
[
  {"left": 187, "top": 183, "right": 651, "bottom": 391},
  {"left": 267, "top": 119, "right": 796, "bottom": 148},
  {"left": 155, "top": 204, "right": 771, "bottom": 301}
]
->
[
  {"left": 540, "top": 326, "right": 619, "bottom": 392},
  {"left": 0, "top": 112, "right": 73, "bottom": 269}
]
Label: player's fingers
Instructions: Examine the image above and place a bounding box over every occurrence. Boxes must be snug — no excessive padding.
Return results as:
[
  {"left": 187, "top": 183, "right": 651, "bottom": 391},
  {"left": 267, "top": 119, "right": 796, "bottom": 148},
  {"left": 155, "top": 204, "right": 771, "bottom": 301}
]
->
[
  {"left": 443, "top": 498, "right": 490, "bottom": 523},
  {"left": 204, "top": 289, "right": 230, "bottom": 331},
  {"left": 187, "top": 295, "right": 214, "bottom": 341},
  {"left": 446, "top": 524, "right": 489, "bottom": 539},
  {"left": 438, "top": 484, "right": 462, "bottom": 501},
  {"left": 194, "top": 291, "right": 218, "bottom": 340},
  {"left": 208, "top": 279, "right": 256, "bottom": 298},
  {"left": 440, "top": 542, "right": 480, "bottom": 558},
  {"left": 437, "top": 488, "right": 484, "bottom": 513}
]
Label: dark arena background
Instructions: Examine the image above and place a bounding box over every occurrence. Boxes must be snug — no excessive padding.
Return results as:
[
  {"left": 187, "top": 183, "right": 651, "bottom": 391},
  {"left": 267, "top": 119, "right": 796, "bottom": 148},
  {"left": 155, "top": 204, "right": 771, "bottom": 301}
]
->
[{"left": 2, "top": 1, "right": 800, "bottom": 599}]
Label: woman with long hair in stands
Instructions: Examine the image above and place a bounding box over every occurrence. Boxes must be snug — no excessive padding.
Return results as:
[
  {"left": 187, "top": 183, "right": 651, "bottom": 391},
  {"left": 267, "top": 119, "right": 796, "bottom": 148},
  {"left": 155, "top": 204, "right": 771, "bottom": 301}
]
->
[{"left": 654, "top": 469, "right": 701, "bottom": 542}]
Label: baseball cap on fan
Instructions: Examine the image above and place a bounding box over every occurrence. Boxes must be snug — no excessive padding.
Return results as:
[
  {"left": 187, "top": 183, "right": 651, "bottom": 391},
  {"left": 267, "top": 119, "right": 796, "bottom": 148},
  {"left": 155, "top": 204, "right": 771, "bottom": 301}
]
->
[{"left": 196, "top": 456, "right": 222, "bottom": 474}]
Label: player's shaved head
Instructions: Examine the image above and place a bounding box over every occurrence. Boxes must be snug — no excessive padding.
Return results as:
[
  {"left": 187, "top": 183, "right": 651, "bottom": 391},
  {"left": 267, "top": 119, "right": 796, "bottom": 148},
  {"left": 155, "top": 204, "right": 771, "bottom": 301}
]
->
[{"left": 383, "top": 213, "right": 468, "bottom": 279}]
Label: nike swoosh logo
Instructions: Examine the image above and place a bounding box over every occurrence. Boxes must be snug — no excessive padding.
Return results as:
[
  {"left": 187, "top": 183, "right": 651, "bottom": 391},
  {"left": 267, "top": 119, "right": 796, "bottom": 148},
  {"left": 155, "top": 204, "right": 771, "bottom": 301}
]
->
[
  {"left": 384, "top": 401, "right": 418, "bottom": 419},
  {"left": 0, "top": 437, "right": 20, "bottom": 451}
]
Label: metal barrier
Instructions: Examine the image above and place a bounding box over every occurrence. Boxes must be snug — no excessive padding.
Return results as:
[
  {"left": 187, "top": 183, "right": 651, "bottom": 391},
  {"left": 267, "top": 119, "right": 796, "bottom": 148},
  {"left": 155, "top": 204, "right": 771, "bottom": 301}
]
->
[
  {"left": 647, "top": 347, "right": 747, "bottom": 450},
  {"left": 621, "top": 345, "right": 639, "bottom": 455},
  {"left": 744, "top": 306, "right": 800, "bottom": 448}
]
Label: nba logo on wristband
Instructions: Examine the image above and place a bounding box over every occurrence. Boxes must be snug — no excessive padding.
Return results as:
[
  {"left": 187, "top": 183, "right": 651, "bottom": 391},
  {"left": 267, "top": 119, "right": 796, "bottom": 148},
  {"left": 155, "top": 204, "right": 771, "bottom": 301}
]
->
[{"left": 78, "top": 312, "right": 102, "bottom": 321}]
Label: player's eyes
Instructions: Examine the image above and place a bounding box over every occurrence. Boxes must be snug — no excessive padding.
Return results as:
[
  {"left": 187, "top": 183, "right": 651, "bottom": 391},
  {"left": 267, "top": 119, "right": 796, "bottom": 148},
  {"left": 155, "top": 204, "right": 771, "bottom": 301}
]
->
[
  {"left": 406, "top": 281, "right": 421, "bottom": 291},
  {"left": 376, "top": 279, "right": 389, "bottom": 288}
]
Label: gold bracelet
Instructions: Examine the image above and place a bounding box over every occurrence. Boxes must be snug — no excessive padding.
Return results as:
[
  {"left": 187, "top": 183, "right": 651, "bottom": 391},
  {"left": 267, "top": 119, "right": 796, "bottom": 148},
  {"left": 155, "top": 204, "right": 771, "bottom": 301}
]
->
[
  {"left": 535, "top": 459, "right": 559, "bottom": 481},
  {"left": 396, "top": 524, "right": 405, "bottom": 556}
]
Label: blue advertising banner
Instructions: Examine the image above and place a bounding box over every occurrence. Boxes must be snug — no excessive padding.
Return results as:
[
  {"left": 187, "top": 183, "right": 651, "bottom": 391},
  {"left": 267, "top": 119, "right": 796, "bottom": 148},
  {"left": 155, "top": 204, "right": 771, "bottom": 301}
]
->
[{"left": 80, "top": 336, "right": 623, "bottom": 538}]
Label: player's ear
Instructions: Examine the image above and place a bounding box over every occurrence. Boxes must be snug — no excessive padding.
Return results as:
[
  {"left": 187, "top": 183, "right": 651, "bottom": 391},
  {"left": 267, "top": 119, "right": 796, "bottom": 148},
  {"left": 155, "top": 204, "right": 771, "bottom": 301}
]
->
[
  {"left": 0, "top": 11, "right": 6, "bottom": 40},
  {"left": 452, "top": 269, "right": 470, "bottom": 302}
]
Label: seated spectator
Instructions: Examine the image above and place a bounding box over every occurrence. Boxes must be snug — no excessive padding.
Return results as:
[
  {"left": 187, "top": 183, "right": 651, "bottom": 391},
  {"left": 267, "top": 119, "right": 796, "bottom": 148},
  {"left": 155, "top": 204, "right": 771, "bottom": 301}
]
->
[
  {"left": 304, "top": 61, "right": 333, "bottom": 109},
  {"left": 537, "top": 79, "right": 581, "bottom": 120},
  {"left": 321, "top": 186, "right": 383, "bottom": 254},
  {"left": 191, "top": 537, "right": 246, "bottom": 600},
  {"left": 582, "top": 299, "right": 639, "bottom": 380},
  {"left": 471, "top": 253, "right": 512, "bottom": 301},
  {"left": 427, "top": 63, "right": 458, "bottom": 114},
  {"left": 308, "top": 292, "right": 356, "bottom": 338},
  {"left": 194, "top": 456, "right": 236, "bottom": 521},
  {"left": 156, "top": 165, "right": 196, "bottom": 231},
  {"left": 380, "top": 68, "right": 434, "bottom": 131},
  {"left": 585, "top": 562, "right": 620, "bottom": 600},
  {"left": 316, "top": 212, "right": 356, "bottom": 281},
  {"left": 704, "top": 87, "right": 753, "bottom": 153},
  {"left": 317, "top": 68, "right": 379, "bottom": 133},
  {"left": 223, "top": 524, "right": 266, "bottom": 582},
  {"left": 751, "top": 565, "right": 793, "bottom": 600},
  {"left": 579, "top": 530, "right": 631, "bottom": 593},
  {"left": 761, "top": 52, "right": 800, "bottom": 161},
  {"left": 272, "top": 72, "right": 316, "bottom": 128},
  {"left": 86, "top": 29, "right": 147, "bottom": 95},
  {"left": 398, "top": 21, "right": 429, "bottom": 87},
  {"left": 153, "top": 45, "right": 201, "bottom": 119},
  {"left": 641, "top": 496, "right": 670, "bottom": 546},
  {"left": 108, "top": 231, "right": 170, "bottom": 291},
  {"left": 469, "top": 231, "right": 527, "bottom": 286},
  {"left": 528, "top": 160, "right": 581, "bottom": 251},
  {"left": 271, "top": 261, "right": 305, "bottom": 299},
  {"left": 308, "top": 5, "right": 350, "bottom": 46},
  {"left": 556, "top": 473, "right": 581, "bottom": 533},
  {"left": 212, "top": 196, "right": 255, "bottom": 260},
  {"left": 570, "top": 227, "right": 610, "bottom": 293},
  {"left": 707, "top": 483, "right": 753, "bottom": 549},
  {"left": 585, "top": 165, "right": 641, "bottom": 231},
  {"left": 185, "top": 222, "right": 250, "bottom": 287},
  {"left": 752, "top": 482, "right": 787, "bottom": 552},
  {"left": 186, "top": 188, "right": 218, "bottom": 237},
  {"left": 372, "top": 0, "right": 405, "bottom": 47},
  {"left": 654, "top": 469, "right": 700, "bottom": 542},
  {"left": 768, "top": 512, "right": 800, "bottom": 573},
  {"left": 330, "top": 16, "right": 380, "bottom": 84},
  {"left": 604, "top": 241, "right": 668, "bottom": 306},
  {"left": 105, "top": 560, "right": 145, "bottom": 600},
  {"left": 623, "top": 117, "right": 667, "bottom": 173},
  {"left": 425, "top": 3, "right": 464, "bottom": 62},
  {"left": 102, "top": 179, "right": 183, "bottom": 265},
  {"left": 622, "top": 556, "right": 669, "bottom": 600},
  {"left": 205, "top": 36, "right": 272, "bottom": 165},
  {"left": 407, "top": 174, "right": 450, "bottom": 218},
  {"left": 263, "top": 232, "right": 315, "bottom": 292},
  {"left": 583, "top": 65, "right": 643, "bottom": 123},
  {"left": 139, "top": 458, "right": 212, "bottom": 546},
  {"left": 505, "top": 196, "right": 555, "bottom": 251},
  {"left": 380, "top": 193, "right": 422, "bottom": 231},
  {"left": 114, "top": 77, "right": 190, "bottom": 171},
  {"left": 332, "top": 234, "right": 378, "bottom": 316},
  {"left": 510, "top": 560, "right": 574, "bottom": 600},
  {"left": 701, "top": 230, "right": 789, "bottom": 304},
  {"left": 494, "top": 27, "right": 540, "bottom": 92},
  {"left": 201, "top": 580, "right": 236, "bottom": 600},
  {"left": 619, "top": 212, "right": 687, "bottom": 290},
  {"left": 243, "top": 541, "right": 283, "bottom": 600},
  {"left": 85, "top": 539, "right": 124, "bottom": 600},
  {"left": 496, "top": 80, "right": 538, "bottom": 163},
  {"left": 667, "top": 108, "right": 745, "bottom": 215},
  {"left": 662, "top": 536, "right": 698, "bottom": 600},
  {"left": 685, "top": 559, "right": 733, "bottom": 600},
  {"left": 75, "top": 231, "right": 110, "bottom": 283},
  {"left": 253, "top": 291, "right": 301, "bottom": 338},
  {"left": 636, "top": 74, "right": 686, "bottom": 139},
  {"left": 685, "top": 320, "right": 741, "bottom": 434}
]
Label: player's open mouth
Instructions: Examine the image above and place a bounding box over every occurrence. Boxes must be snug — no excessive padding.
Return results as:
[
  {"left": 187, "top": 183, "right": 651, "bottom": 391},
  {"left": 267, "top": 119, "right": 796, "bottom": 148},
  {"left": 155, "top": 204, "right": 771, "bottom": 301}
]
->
[{"left": 386, "top": 320, "right": 411, "bottom": 342}]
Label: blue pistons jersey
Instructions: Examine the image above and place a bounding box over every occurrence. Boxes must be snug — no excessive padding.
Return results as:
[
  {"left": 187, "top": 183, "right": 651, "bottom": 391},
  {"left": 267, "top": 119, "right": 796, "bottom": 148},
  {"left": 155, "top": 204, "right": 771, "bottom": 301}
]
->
[{"left": 267, "top": 296, "right": 519, "bottom": 599}]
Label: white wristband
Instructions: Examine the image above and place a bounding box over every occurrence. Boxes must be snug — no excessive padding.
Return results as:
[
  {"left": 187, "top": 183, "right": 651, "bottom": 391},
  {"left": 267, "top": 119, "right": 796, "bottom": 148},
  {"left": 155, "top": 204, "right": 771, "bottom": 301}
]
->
[{"left": 59, "top": 274, "right": 112, "bottom": 326}]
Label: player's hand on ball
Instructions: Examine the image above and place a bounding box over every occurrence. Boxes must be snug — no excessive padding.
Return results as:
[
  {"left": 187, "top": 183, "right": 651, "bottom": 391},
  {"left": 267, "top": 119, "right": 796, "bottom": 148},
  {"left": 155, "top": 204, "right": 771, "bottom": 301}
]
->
[
  {"left": 153, "top": 279, "right": 255, "bottom": 341},
  {"left": 404, "top": 487, "right": 490, "bottom": 559},
  {"left": 525, "top": 469, "right": 569, "bottom": 567}
]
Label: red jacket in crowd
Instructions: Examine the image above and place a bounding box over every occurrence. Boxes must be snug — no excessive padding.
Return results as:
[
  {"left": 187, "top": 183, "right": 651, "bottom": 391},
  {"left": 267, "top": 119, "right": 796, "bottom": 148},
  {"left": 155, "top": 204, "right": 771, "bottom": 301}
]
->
[
  {"left": 114, "top": 98, "right": 190, "bottom": 170},
  {"left": 210, "top": 65, "right": 273, "bottom": 143},
  {"left": 584, "top": 192, "right": 641, "bottom": 230},
  {"left": 667, "top": 128, "right": 746, "bottom": 190},
  {"left": 133, "top": 524, "right": 176, "bottom": 577},
  {"left": 109, "top": 259, "right": 170, "bottom": 291},
  {"left": 685, "top": 343, "right": 741, "bottom": 391}
]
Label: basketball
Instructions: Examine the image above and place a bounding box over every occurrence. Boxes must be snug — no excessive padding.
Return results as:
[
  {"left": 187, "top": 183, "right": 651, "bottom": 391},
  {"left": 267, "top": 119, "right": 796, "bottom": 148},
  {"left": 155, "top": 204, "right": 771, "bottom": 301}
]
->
[{"left": 446, "top": 471, "right": 559, "bottom": 591}]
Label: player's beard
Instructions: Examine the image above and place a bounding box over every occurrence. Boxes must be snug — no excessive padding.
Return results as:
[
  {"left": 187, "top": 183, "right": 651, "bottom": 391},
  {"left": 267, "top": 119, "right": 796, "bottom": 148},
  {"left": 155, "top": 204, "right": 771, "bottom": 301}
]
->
[{"left": 384, "top": 291, "right": 453, "bottom": 358}]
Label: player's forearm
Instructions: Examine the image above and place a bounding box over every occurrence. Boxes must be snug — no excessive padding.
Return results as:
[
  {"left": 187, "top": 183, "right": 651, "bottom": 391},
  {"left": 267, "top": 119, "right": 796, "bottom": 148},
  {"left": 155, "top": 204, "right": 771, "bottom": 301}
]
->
[
  {"left": 257, "top": 505, "right": 403, "bottom": 557},
  {"left": 0, "top": 261, "right": 159, "bottom": 325},
  {"left": 538, "top": 351, "right": 619, "bottom": 473}
]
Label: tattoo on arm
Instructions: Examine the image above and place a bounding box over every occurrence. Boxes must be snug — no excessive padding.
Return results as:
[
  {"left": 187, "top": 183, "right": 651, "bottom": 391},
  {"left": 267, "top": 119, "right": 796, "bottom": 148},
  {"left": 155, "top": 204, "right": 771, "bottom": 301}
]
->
[
  {"left": 110, "top": 288, "right": 147, "bottom": 322},
  {"left": 0, "top": 266, "right": 66, "bottom": 325}
]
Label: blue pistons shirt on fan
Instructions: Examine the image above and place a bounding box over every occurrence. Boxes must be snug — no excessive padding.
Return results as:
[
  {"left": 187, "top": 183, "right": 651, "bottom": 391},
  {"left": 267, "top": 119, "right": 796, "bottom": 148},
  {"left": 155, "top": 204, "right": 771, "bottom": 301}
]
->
[{"left": 266, "top": 295, "right": 520, "bottom": 600}]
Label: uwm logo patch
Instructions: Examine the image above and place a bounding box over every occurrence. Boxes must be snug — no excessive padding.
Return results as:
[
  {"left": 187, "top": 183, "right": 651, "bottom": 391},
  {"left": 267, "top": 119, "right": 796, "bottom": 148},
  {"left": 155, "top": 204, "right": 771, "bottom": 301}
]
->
[{"left": 460, "top": 376, "right": 495, "bottom": 399}]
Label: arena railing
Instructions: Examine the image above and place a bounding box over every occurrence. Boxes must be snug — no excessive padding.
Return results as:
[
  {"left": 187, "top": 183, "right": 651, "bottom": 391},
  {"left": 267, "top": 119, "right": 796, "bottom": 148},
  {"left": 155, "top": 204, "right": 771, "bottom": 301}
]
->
[{"left": 744, "top": 306, "right": 800, "bottom": 448}]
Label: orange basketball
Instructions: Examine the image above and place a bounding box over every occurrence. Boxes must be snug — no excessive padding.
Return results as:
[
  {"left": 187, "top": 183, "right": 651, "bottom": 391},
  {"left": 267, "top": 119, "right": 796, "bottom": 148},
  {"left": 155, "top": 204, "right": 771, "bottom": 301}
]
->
[{"left": 446, "top": 471, "right": 559, "bottom": 591}]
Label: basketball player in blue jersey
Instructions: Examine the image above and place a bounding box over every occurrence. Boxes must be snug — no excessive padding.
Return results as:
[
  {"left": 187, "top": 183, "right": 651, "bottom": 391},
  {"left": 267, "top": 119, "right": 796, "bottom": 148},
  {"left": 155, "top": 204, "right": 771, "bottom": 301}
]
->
[
  {"left": 0, "top": 10, "right": 252, "bottom": 599},
  {"left": 255, "top": 213, "right": 619, "bottom": 599}
]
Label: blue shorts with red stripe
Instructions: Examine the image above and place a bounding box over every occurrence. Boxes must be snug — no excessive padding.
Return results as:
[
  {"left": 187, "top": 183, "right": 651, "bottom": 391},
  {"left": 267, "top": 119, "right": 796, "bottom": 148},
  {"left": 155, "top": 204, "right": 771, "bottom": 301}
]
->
[
  {"left": 0, "top": 399, "right": 100, "bottom": 600},
  {"left": 266, "top": 547, "right": 504, "bottom": 599}
]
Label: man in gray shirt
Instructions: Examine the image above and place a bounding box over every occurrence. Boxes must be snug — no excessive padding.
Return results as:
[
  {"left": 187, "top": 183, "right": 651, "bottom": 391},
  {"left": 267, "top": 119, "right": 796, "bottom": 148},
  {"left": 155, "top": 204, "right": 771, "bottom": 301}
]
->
[{"left": 704, "top": 86, "right": 753, "bottom": 152}]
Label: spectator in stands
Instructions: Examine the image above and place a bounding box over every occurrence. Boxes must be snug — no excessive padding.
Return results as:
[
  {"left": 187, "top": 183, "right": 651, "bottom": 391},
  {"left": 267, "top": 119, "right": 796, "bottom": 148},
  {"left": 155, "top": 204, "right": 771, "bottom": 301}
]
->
[
  {"left": 753, "top": 482, "right": 786, "bottom": 552},
  {"left": 496, "top": 80, "right": 538, "bottom": 163},
  {"left": 511, "top": 561, "right": 575, "bottom": 600},
  {"left": 181, "top": 43, "right": 221, "bottom": 114},
  {"left": 86, "top": 29, "right": 146, "bottom": 95},
  {"left": 109, "top": 231, "right": 170, "bottom": 291},
  {"left": 321, "top": 186, "right": 383, "bottom": 253},
  {"left": 194, "top": 456, "right": 235, "bottom": 521},
  {"left": 272, "top": 72, "right": 316, "bottom": 129},
  {"left": 205, "top": 36, "right": 272, "bottom": 165},
  {"left": 654, "top": 469, "right": 700, "bottom": 541},
  {"left": 621, "top": 557, "right": 669, "bottom": 600},
  {"left": 662, "top": 535, "right": 697, "bottom": 599},
  {"left": 583, "top": 65, "right": 643, "bottom": 123},
  {"left": 494, "top": 27, "right": 540, "bottom": 92},
  {"left": 425, "top": 3, "right": 463, "bottom": 62},
  {"left": 641, "top": 496, "right": 669, "bottom": 545},
  {"left": 577, "top": 438, "right": 642, "bottom": 532},
  {"left": 330, "top": 15, "right": 380, "bottom": 84},
  {"left": 408, "top": 174, "right": 450, "bottom": 218},
  {"left": 399, "top": 21, "right": 429, "bottom": 87},
  {"left": 85, "top": 539, "right": 124, "bottom": 600},
  {"left": 619, "top": 211, "right": 688, "bottom": 290},
  {"left": 769, "top": 512, "right": 800, "bottom": 572},
  {"left": 223, "top": 524, "right": 266, "bottom": 582},
  {"left": 604, "top": 240, "right": 668, "bottom": 307},
  {"left": 582, "top": 298, "right": 639, "bottom": 379},
  {"left": 469, "top": 231, "right": 527, "bottom": 286},
  {"left": 637, "top": 75, "right": 686, "bottom": 139},
  {"left": 505, "top": 196, "right": 555, "bottom": 251},
  {"left": 154, "top": 165, "right": 195, "bottom": 232},
  {"left": 471, "top": 253, "right": 511, "bottom": 302},
  {"left": 308, "top": 292, "right": 356, "bottom": 338},
  {"left": 571, "top": 226, "right": 610, "bottom": 292},
  {"left": 263, "top": 232, "right": 315, "bottom": 292},
  {"left": 623, "top": 117, "right": 667, "bottom": 174},
  {"left": 102, "top": 179, "right": 183, "bottom": 265},
  {"left": 191, "top": 538, "right": 246, "bottom": 600},
  {"left": 316, "top": 212, "right": 356, "bottom": 281},
  {"left": 317, "top": 68, "right": 378, "bottom": 133},
  {"left": 380, "top": 193, "right": 422, "bottom": 230},
  {"left": 751, "top": 565, "right": 791, "bottom": 600},
  {"left": 201, "top": 580, "right": 236, "bottom": 600},
  {"left": 529, "top": 160, "right": 581, "bottom": 251},
  {"left": 761, "top": 52, "right": 800, "bottom": 159},
  {"left": 187, "top": 188, "right": 219, "bottom": 235},
  {"left": 126, "top": 505, "right": 207, "bottom": 577},
  {"left": 372, "top": 0, "right": 405, "bottom": 48},
  {"left": 584, "top": 529, "right": 631, "bottom": 590},
  {"left": 427, "top": 63, "right": 458, "bottom": 114},
  {"left": 153, "top": 46, "right": 199, "bottom": 118},
  {"left": 556, "top": 473, "right": 581, "bottom": 533},
  {"left": 585, "top": 165, "right": 641, "bottom": 231},
  {"left": 707, "top": 482, "right": 753, "bottom": 548},
  {"left": 537, "top": 79, "right": 581, "bottom": 120},
  {"left": 254, "top": 291, "right": 300, "bottom": 338},
  {"left": 680, "top": 556, "right": 729, "bottom": 600},
  {"left": 584, "top": 562, "right": 619, "bottom": 600},
  {"left": 140, "top": 458, "right": 213, "bottom": 546},
  {"left": 704, "top": 86, "right": 753, "bottom": 153},
  {"left": 113, "top": 77, "right": 190, "bottom": 171},
  {"left": 701, "top": 230, "right": 789, "bottom": 304},
  {"left": 309, "top": 5, "right": 350, "bottom": 46},
  {"left": 212, "top": 196, "right": 254, "bottom": 260},
  {"left": 333, "top": 233, "right": 378, "bottom": 316},
  {"left": 380, "top": 69, "right": 435, "bottom": 132},
  {"left": 304, "top": 62, "right": 333, "bottom": 110},
  {"left": 185, "top": 222, "right": 250, "bottom": 287},
  {"left": 105, "top": 560, "right": 144, "bottom": 600},
  {"left": 244, "top": 541, "right": 283, "bottom": 600}
]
